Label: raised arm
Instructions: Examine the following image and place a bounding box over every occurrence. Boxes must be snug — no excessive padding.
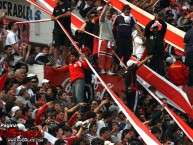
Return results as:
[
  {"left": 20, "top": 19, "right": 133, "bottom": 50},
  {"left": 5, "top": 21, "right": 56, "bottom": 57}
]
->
[
  {"left": 145, "top": 20, "right": 155, "bottom": 37},
  {"left": 99, "top": 0, "right": 111, "bottom": 22},
  {"left": 137, "top": 55, "right": 153, "bottom": 67}
]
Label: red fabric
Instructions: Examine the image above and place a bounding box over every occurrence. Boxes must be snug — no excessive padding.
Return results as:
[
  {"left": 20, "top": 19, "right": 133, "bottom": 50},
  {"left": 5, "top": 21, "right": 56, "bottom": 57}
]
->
[
  {"left": 34, "top": 104, "right": 48, "bottom": 125},
  {"left": 166, "top": 106, "right": 193, "bottom": 141},
  {"left": 55, "top": 118, "right": 63, "bottom": 124},
  {"left": 168, "top": 61, "right": 188, "bottom": 86},
  {"left": 139, "top": 48, "right": 147, "bottom": 61},
  {"left": 67, "top": 112, "right": 78, "bottom": 127},
  {"left": 0, "top": 72, "right": 8, "bottom": 91},
  {"left": 64, "top": 136, "right": 78, "bottom": 145},
  {"left": 28, "top": 142, "right": 37, "bottom": 145},
  {"left": 21, "top": 115, "right": 28, "bottom": 120},
  {"left": 98, "top": 40, "right": 113, "bottom": 71},
  {"left": 93, "top": 38, "right": 99, "bottom": 55},
  {"left": 174, "top": 48, "right": 185, "bottom": 57},
  {"left": 55, "top": 60, "right": 89, "bottom": 83}
]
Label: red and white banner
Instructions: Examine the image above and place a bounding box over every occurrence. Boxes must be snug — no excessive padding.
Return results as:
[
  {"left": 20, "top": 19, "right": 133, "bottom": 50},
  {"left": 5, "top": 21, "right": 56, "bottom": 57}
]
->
[
  {"left": 30, "top": 1, "right": 162, "bottom": 143},
  {"left": 44, "top": 66, "right": 125, "bottom": 99},
  {"left": 138, "top": 79, "right": 193, "bottom": 142}
]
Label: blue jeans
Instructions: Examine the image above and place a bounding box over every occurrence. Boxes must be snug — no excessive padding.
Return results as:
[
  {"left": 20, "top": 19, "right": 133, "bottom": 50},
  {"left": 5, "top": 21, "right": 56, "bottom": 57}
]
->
[{"left": 71, "top": 79, "right": 85, "bottom": 105}]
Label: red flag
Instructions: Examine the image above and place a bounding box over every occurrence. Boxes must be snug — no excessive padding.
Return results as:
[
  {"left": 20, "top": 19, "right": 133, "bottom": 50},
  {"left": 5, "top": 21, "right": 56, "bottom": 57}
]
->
[{"left": 0, "top": 72, "right": 8, "bottom": 91}]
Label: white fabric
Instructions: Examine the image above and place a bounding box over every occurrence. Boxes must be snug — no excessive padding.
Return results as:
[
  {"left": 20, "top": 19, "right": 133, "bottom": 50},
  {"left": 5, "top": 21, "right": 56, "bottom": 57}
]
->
[
  {"left": 132, "top": 36, "right": 145, "bottom": 60},
  {"left": 97, "top": 119, "right": 106, "bottom": 136},
  {"left": 126, "top": 60, "right": 137, "bottom": 67},
  {"left": 121, "top": 13, "right": 131, "bottom": 23},
  {"left": 16, "top": 85, "right": 34, "bottom": 97}
]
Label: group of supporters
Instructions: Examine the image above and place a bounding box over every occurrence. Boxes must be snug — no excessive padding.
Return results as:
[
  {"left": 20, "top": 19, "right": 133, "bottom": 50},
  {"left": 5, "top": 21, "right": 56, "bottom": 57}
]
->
[{"left": 0, "top": 0, "right": 193, "bottom": 145}]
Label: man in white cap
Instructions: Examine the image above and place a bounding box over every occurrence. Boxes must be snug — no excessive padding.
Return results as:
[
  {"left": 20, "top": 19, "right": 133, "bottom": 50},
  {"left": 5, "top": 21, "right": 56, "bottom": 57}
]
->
[
  {"left": 124, "top": 55, "right": 152, "bottom": 112},
  {"left": 42, "top": 79, "right": 51, "bottom": 92},
  {"left": 9, "top": 106, "right": 22, "bottom": 123}
]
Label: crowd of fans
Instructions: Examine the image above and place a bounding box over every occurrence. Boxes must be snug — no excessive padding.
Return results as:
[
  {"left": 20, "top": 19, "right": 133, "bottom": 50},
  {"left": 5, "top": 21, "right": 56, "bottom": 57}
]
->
[{"left": 0, "top": 0, "right": 193, "bottom": 145}]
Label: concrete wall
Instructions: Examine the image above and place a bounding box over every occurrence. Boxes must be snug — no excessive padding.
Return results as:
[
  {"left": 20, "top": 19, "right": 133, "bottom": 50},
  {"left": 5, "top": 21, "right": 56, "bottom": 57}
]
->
[{"left": 29, "top": 4, "right": 53, "bottom": 45}]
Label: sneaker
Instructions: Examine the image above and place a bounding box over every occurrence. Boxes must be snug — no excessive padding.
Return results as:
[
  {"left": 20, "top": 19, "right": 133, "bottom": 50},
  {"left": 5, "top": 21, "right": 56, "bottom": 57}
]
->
[
  {"left": 101, "top": 69, "right": 106, "bottom": 74},
  {"left": 106, "top": 70, "right": 115, "bottom": 75}
]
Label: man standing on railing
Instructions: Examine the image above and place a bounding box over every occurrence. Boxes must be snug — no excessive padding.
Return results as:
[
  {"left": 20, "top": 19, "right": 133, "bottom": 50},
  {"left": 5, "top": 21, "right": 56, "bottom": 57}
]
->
[
  {"left": 113, "top": 4, "right": 144, "bottom": 65},
  {"left": 184, "top": 21, "right": 193, "bottom": 87},
  {"left": 145, "top": 13, "right": 167, "bottom": 76},
  {"left": 51, "top": 0, "right": 72, "bottom": 66},
  {"left": 124, "top": 55, "right": 152, "bottom": 112},
  {"left": 98, "top": 0, "right": 115, "bottom": 75}
]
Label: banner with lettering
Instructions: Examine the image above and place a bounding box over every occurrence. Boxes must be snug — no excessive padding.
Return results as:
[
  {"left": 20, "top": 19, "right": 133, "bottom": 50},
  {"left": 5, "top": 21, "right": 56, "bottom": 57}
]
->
[
  {"left": 0, "top": 0, "right": 30, "bottom": 21},
  {"left": 44, "top": 66, "right": 125, "bottom": 99}
]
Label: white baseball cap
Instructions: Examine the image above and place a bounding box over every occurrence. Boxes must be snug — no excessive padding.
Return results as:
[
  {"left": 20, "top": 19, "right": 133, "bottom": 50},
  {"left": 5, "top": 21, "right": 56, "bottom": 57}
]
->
[
  {"left": 75, "top": 121, "right": 84, "bottom": 128},
  {"left": 127, "top": 60, "right": 137, "bottom": 67},
  {"left": 17, "top": 124, "right": 27, "bottom": 131},
  {"left": 166, "top": 57, "right": 174, "bottom": 64},
  {"left": 11, "top": 106, "right": 20, "bottom": 116},
  {"left": 97, "top": 6, "right": 103, "bottom": 11},
  {"left": 104, "top": 141, "right": 114, "bottom": 145},
  {"left": 27, "top": 73, "right": 36, "bottom": 78},
  {"left": 151, "top": 23, "right": 158, "bottom": 28},
  {"left": 182, "top": 6, "right": 188, "bottom": 10},
  {"left": 42, "top": 79, "right": 50, "bottom": 84}
]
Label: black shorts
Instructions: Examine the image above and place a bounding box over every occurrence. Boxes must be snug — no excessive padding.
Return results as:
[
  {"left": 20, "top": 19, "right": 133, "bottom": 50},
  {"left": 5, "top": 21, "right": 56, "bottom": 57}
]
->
[{"left": 52, "top": 33, "right": 71, "bottom": 47}]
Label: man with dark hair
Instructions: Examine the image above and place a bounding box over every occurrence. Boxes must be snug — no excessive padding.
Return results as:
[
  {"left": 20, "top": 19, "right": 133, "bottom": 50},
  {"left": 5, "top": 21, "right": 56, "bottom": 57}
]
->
[
  {"left": 151, "top": 126, "right": 161, "bottom": 141},
  {"left": 71, "top": 137, "right": 86, "bottom": 145},
  {"left": 54, "top": 139, "right": 67, "bottom": 145},
  {"left": 30, "top": 75, "right": 39, "bottom": 94},
  {"left": 184, "top": 21, "right": 193, "bottom": 87},
  {"left": 3, "top": 45, "right": 14, "bottom": 69},
  {"left": 99, "top": 127, "right": 111, "bottom": 141},
  {"left": 52, "top": 125, "right": 64, "bottom": 139},
  {"left": 97, "top": 111, "right": 112, "bottom": 136},
  {"left": 91, "top": 137, "right": 104, "bottom": 145},
  {"left": 113, "top": 4, "right": 144, "bottom": 65},
  {"left": 45, "top": 86, "right": 58, "bottom": 102},
  {"left": 87, "top": 121, "right": 98, "bottom": 142},
  {"left": 51, "top": 0, "right": 72, "bottom": 66},
  {"left": 121, "top": 129, "right": 134, "bottom": 144},
  {"left": 52, "top": 52, "right": 89, "bottom": 104},
  {"left": 6, "top": 21, "right": 20, "bottom": 55}
]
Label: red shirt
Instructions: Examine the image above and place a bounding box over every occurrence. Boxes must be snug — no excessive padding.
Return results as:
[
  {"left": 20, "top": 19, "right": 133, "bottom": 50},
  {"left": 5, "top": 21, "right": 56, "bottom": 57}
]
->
[
  {"left": 168, "top": 61, "right": 188, "bottom": 86},
  {"left": 55, "top": 60, "right": 89, "bottom": 83},
  {"left": 64, "top": 136, "right": 78, "bottom": 145}
]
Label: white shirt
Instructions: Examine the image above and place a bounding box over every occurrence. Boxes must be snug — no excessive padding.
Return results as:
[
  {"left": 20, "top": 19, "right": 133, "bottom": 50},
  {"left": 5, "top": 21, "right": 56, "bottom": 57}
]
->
[
  {"left": 6, "top": 30, "right": 19, "bottom": 49},
  {"left": 16, "top": 85, "right": 34, "bottom": 97},
  {"left": 132, "top": 35, "right": 145, "bottom": 60},
  {"left": 96, "top": 119, "right": 106, "bottom": 136}
]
